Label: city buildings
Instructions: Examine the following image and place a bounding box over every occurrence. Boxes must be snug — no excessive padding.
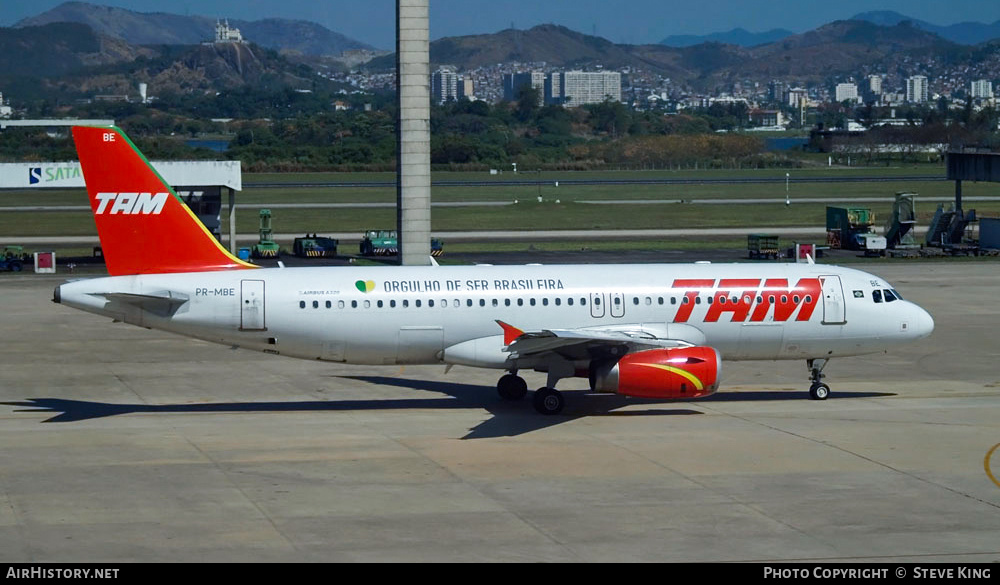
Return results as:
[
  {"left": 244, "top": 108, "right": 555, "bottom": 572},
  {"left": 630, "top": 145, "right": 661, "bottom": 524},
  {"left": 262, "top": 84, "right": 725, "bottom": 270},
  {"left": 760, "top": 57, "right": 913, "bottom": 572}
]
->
[
  {"left": 430, "top": 66, "right": 477, "bottom": 104},
  {"left": 861, "top": 75, "right": 882, "bottom": 103},
  {"left": 316, "top": 39, "right": 997, "bottom": 130},
  {"left": 786, "top": 88, "right": 809, "bottom": 108},
  {"left": 502, "top": 71, "right": 545, "bottom": 104},
  {"left": 503, "top": 70, "right": 621, "bottom": 107}
]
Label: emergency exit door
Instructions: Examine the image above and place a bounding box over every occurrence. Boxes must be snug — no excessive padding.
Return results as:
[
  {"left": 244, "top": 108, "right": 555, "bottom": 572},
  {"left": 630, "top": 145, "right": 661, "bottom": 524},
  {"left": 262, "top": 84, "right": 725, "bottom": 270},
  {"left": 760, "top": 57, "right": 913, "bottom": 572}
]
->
[
  {"left": 590, "top": 292, "right": 605, "bottom": 318},
  {"left": 609, "top": 292, "right": 625, "bottom": 318}
]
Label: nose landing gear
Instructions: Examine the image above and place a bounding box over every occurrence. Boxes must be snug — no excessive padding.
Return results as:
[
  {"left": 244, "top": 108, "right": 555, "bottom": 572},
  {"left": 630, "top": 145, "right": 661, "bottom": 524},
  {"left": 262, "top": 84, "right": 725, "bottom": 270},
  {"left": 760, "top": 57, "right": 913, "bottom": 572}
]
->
[{"left": 807, "top": 358, "right": 830, "bottom": 400}]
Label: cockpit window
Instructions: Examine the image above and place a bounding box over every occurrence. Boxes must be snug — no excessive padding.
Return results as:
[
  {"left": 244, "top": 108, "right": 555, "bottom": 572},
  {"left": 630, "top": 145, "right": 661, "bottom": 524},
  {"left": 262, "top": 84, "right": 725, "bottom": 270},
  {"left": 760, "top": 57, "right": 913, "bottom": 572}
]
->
[
  {"left": 891, "top": 289, "right": 903, "bottom": 300},
  {"left": 873, "top": 290, "right": 883, "bottom": 303},
  {"left": 883, "top": 289, "right": 897, "bottom": 303}
]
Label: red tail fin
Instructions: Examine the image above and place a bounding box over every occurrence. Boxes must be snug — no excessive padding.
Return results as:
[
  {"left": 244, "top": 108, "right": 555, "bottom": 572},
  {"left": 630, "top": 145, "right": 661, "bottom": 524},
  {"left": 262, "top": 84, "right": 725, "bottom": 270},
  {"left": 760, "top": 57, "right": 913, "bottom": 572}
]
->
[{"left": 72, "top": 126, "right": 256, "bottom": 276}]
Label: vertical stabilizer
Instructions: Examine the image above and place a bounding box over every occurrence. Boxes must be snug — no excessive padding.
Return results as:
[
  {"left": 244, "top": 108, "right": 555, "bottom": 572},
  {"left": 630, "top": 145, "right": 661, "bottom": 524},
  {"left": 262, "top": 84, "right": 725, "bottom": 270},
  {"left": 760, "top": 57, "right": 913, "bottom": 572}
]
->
[{"left": 72, "top": 126, "right": 256, "bottom": 275}]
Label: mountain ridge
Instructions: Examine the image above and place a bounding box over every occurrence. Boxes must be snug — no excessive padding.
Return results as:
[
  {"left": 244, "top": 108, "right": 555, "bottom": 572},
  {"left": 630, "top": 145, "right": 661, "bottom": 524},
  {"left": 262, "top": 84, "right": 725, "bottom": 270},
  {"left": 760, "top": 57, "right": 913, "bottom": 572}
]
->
[
  {"left": 3, "top": 5, "right": 997, "bottom": 100},
  {"left": 15, "top": 1, "right": 376, "bottom": 55},
  {"left": 379, "top": 20, "right": 977, "bottom": 92},
  {"left": 661, "top": 27, "right": 795, "bottom": 48},
  {"left": 851, "top": 10, "right": 1000, "bottom": 45},
  {"left": 657, "top": 10, "right": 1000, "bottom": 48}
]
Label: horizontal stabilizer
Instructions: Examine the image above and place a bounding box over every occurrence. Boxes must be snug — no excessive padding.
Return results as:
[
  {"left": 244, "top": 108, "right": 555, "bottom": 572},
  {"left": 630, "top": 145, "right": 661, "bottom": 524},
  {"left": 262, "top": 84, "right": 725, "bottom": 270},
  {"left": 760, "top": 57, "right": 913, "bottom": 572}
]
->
[{"left": 98, "top": 291, "right": 189, "bottom": 317}]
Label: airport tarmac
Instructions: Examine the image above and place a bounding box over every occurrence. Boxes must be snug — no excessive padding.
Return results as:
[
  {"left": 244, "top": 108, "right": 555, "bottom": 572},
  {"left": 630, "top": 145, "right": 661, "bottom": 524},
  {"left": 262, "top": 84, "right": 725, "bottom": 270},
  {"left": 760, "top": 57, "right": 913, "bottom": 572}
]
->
[{"left": 1, "top": 262, "right": 999, "bottom": 563}]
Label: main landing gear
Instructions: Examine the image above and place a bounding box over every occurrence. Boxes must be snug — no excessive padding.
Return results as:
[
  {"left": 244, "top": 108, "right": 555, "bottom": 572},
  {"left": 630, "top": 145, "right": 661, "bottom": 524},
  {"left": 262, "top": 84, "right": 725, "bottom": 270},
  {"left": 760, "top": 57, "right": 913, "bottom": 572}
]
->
[
  {"left": 496, "top": 364, "right": 569, "bottom": 415},
  {"left": 497, "top": 373, "right": 528, "bottom": 401},
  {"left": 807, "top": 358, "right": 831, "bottom": 400},
  {"left": 532, "top": 387, "right": 564, "bottom": 415}
]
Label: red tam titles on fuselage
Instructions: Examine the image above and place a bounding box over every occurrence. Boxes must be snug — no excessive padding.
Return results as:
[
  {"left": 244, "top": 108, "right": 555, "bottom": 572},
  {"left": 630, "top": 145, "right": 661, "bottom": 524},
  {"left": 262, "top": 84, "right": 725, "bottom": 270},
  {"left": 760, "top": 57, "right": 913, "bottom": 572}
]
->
[{"left": 672, "top": 278, "right": 821, "bottom": 323}]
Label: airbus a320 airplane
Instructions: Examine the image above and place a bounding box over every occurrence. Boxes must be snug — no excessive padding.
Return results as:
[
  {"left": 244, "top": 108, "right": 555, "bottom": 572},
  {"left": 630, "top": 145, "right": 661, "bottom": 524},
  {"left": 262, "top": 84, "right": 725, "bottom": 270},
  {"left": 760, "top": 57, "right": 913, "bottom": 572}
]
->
[{"left": 55, "top": 126, "right": 935, "bottom": 414}]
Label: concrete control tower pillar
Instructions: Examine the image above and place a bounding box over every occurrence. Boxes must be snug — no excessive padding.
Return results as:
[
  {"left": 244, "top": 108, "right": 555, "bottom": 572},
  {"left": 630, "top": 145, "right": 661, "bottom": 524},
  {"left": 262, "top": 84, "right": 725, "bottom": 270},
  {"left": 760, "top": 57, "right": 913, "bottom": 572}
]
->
[{"left": 396, "top": 0, "right": 431, "bottom": 265}]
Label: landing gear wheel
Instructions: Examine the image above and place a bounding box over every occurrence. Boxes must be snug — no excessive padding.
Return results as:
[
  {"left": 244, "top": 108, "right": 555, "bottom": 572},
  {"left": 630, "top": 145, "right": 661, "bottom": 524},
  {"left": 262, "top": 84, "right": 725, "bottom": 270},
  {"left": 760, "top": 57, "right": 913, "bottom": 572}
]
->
[
  {"left": 809, "top": 382, "right": 830, "bottom": 400},
  {"left": 497, "top": 374, "right": 528, "bottom": 401},
  {"left": 533, "top": 387, "right": 564, "bottom": 415},
  {"left": 806, "top": 359, "right": 830, "bottom": 401}
]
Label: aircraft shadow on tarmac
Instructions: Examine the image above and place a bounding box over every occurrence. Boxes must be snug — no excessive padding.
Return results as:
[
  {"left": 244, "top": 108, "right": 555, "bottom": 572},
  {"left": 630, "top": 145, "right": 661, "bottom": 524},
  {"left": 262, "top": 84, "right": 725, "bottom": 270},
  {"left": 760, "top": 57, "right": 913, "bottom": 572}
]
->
[{"left": 2, "top": 378, "right": 894, "bottom": 439}]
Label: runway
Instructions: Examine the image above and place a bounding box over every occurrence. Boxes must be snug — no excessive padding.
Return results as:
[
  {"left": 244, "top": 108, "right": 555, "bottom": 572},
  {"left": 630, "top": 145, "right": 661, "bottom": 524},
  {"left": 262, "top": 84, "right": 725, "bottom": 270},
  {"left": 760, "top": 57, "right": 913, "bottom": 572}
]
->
[{"left": 1, "top": 262, "right": 998, "bottom": 562}]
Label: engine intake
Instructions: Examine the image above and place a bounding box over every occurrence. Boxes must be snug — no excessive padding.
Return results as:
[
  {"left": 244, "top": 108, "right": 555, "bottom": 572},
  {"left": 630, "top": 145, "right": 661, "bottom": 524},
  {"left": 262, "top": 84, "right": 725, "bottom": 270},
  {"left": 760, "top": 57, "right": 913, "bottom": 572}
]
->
[{"left": 592, "top": 347, "right": 721, "bottom": 399}]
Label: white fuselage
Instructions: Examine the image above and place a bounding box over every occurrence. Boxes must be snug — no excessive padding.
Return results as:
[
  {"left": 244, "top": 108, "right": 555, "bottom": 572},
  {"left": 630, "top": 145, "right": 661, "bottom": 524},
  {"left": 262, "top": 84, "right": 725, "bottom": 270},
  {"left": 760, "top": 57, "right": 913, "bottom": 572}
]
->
[{"left": 56, "top": 262, "right": 934, "bottom": 374}]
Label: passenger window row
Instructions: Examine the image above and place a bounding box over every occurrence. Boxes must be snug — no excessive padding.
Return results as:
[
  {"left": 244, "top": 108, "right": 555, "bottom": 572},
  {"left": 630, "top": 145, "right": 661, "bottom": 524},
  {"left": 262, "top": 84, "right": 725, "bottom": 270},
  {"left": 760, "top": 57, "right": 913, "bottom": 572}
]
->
[
  {"left": 297, "top": 293, "right": 813, "bottom": 310},
  {"left": 632, "top": 295, "right": 812, "bottom": 306},
  {"left": 298, "top": 296, "right": 595, "bottom": 310}
]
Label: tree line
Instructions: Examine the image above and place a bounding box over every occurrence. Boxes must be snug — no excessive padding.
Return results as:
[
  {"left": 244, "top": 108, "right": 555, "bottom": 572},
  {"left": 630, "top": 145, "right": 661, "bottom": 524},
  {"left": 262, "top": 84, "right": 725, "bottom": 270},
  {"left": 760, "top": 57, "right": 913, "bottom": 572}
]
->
[{"left": 2, "top": 84, "right": 995, "bottom": 170}]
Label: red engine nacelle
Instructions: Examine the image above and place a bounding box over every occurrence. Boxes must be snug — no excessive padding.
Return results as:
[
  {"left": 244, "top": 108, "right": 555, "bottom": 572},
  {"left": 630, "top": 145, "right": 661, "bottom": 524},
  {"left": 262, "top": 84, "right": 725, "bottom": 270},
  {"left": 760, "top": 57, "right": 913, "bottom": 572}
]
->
[{"left": 592, "top": 347, "right": 721, "bottom": 399}]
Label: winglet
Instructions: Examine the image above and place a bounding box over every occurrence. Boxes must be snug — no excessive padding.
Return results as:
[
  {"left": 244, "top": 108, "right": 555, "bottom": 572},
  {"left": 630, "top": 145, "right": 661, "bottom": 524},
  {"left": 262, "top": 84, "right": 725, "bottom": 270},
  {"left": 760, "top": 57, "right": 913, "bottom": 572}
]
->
[
  {"left": 496, "top": 320, "right": 524, "bottom": 345},
  {"left": 71, "top": 125, "right": 256, "bottom": 276}
]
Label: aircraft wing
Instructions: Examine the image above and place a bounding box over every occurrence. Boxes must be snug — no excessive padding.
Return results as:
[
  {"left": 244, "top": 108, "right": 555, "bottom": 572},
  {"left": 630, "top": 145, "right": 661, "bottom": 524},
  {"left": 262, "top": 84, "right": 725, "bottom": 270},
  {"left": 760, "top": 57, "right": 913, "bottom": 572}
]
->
[{"left": 498, "top": 321, "right": 704, "bottom": 362}]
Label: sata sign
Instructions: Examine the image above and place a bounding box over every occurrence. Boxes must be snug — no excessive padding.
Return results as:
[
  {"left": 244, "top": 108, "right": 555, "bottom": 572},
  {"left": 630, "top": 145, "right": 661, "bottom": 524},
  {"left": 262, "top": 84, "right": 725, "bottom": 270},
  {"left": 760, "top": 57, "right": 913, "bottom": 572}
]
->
[
  {"left": 28, "top": 165, "right": 82, "bottom": 186},
  {"left": 0, "top": 163, "right": 86, "bottom": 188}
]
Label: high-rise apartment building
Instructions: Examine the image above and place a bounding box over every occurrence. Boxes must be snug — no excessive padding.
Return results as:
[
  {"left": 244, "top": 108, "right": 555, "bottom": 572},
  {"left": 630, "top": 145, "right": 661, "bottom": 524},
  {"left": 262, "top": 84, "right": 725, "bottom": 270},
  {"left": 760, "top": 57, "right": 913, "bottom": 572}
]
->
[
  {"left": 457, "top": 77, "right": 475, "bottom": 101},
  {"left": 971, "top": 79, "right": 994, "bottom": 99},
  {"left": 431, "top": 66, "right": 459, "bottom": 104},
  {"left": 864, "top": 75, "right": 882, "bottom": 95},
  {"left": 835, "top": 83, "right": 859, "bottom": 104},
  {"left": 768, "top": 80, "right": 786, "bottom": 104},
  {"left": 786, "top": 88, "right": 808, "bottom": 108},
  {"left": 906, "top": 75, "right": 928, "bottom": 103},
  {"left": 557, "top": 71, "right": 622, "bottom": 107},
  {"left": 544, "top": 73, "right": 562, "bottom": 105},
  {"left": 502, "top": 71, "right": 546, "bottom": 104},
  {"left": 860, "top": 75, "right": 883, "bottom": 103}
]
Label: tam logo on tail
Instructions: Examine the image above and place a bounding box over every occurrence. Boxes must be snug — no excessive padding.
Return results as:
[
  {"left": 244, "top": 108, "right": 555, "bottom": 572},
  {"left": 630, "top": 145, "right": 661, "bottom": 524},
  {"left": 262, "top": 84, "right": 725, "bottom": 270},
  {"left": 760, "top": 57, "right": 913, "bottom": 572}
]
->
[
  {"left": 72, "top": 125, "right": 256, "bottom": 276},
  {"left": 94, "top": 192, "right": 169, "bottom": 215}
]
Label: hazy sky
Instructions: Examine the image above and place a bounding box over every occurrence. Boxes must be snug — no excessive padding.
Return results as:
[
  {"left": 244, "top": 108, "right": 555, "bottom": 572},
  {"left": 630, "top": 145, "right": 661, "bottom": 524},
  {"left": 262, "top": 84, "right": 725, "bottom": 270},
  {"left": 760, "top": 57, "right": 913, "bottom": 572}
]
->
[{"left": 4, "top": 0, "right": 1000, "bottom": 49}]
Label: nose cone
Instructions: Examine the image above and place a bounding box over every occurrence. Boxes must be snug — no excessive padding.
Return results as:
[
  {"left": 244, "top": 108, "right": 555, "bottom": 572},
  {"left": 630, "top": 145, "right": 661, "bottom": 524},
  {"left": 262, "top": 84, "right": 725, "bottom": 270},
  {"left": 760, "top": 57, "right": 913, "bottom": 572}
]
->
[{"left": 912, "top": 305, "right": 934, "bottom": 339}]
